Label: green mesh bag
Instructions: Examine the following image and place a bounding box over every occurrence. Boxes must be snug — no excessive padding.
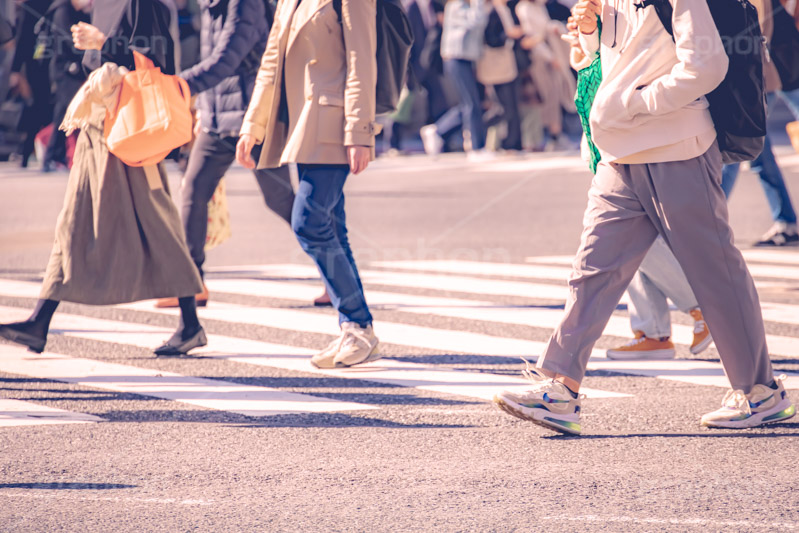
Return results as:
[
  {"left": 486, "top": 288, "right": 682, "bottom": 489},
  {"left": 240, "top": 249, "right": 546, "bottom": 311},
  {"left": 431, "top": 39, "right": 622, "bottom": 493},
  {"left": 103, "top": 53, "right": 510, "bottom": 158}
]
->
[{"left": 575, "top": 21, "right": 602, "bottom": 174}]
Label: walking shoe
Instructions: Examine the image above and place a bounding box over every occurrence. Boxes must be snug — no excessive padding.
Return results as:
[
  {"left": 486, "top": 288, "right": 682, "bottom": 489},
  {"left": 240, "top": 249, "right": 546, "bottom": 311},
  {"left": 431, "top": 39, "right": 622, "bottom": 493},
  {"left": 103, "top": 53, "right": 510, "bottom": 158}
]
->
[
  {"left": 154, "top": 327, "right": 208, "bottom": 356},
  {"left": 332, "top": 322, "right": 381, "bottom": 367},
  {"left": 420, "top": 125, "right": 444, "bottom": 156},
  {"left": 467, "top": 149, "right": 498, "bottom": 163},
  {"left": 313, "top": 290, "right": 332, "bottom": 307},
  {"left": 753, "top": 222, "right": 799, "bottom": 247},
  {"left": 701, "top": 375, "right": 796, "bottom": 429},
  {"left": 0, "top": 322, "right": 47, "bottom": 354},
  {"left": 688, "top": 308, "right": 713, "bottom": 355},
  {"left": 606, "top": 331, "right": 676, "bottom": 360},
  {"left": 155, "top": 285, "right": 209, "bottom": 309},
  {"left": 493, "top": 360, "right": 584, "bottom": 435},
  {"left": 310, "top": 337, "right": 342, "bottom": 369}
]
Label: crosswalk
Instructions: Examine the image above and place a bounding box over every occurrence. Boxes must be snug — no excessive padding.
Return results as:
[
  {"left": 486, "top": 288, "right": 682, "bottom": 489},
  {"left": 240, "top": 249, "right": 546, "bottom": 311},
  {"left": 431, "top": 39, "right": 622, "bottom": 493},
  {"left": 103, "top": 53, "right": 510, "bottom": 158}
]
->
[{"left": 0, "top": 249, "right": 798, "bottom": 427}]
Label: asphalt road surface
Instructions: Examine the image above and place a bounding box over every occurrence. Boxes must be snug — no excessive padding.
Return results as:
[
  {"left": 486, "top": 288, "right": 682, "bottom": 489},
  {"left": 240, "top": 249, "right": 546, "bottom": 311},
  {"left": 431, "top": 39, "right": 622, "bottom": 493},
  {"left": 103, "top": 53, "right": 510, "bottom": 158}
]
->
[{"left": 1, "top": 147, "right": 799, "bottom": 532}]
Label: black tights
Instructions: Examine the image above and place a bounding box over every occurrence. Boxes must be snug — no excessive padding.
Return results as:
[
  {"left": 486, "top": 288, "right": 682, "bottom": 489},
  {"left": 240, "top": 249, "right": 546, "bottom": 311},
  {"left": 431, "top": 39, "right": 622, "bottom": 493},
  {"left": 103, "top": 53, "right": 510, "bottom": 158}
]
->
[
  {"left": 24, "top": 297, "right": 199, "bottom": 340},
  {"left": 26, "top": 299, "right": 59, "bottom": 336},
  {"left": 177, "top": 296, "right": 201, "bottom": 340}
]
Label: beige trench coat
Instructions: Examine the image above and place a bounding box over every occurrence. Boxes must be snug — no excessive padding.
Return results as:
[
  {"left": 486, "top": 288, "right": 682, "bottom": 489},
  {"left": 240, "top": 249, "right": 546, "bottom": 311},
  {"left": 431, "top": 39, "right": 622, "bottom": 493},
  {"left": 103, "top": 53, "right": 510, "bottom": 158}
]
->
[{"left": 241, "top": 0, "right": 380, "bottom": 169}]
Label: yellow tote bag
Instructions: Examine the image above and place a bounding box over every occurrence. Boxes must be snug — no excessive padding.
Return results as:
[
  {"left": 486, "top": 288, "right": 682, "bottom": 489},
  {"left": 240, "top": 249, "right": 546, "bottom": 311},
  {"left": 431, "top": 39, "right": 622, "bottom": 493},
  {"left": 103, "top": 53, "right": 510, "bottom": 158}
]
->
[
  {"left": 105, "top": 51, "right": 193, "bottom": 167},
  {"left": 205, "top": 179, "right": 232, "bottom": 251},
  {"left": 787, "top": 122, "right": 799, "bottom": 154}
]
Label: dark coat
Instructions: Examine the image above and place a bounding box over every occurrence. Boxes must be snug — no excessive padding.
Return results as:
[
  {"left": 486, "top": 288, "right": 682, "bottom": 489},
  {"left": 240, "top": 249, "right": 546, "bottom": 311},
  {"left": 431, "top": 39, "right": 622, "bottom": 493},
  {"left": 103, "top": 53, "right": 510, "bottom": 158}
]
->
[
  {"left": 180, "top": 0, "right": 268, "bottom": 136},
  {"left": 84, "top": 0, "right": 176, "bottom": 74}
]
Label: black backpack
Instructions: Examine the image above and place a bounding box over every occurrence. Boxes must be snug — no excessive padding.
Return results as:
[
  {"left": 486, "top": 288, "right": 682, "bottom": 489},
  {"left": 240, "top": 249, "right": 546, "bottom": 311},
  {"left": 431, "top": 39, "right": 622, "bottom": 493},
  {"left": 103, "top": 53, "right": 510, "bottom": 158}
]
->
[
  {"left": 769, "top": 0, "right": 799, "bottom": 91},
  {"left": 333, "top": 0, "right": 414, "bottom": 115},
  {"left": 643, "top": 0, "right": 766, "bottom": 164}
]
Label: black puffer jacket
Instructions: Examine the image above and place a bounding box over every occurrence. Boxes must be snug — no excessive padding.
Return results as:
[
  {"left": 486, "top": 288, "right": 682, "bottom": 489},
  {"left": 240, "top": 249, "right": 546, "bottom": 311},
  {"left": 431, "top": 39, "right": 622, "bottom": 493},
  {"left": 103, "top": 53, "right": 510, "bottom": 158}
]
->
[{"left": 180, "top": 0, "right": 268, "bottom": 136}]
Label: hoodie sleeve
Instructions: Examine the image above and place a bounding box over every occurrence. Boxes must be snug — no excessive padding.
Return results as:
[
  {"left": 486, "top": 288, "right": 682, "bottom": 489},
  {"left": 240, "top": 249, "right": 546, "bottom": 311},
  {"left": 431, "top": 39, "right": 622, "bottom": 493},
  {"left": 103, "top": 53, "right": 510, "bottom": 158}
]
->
[
  {"left": 627, "top": 0, "right": 729, "bottom": 118},
  {"left": 180, "top": 0, "right": 265, "bottom": 95}
]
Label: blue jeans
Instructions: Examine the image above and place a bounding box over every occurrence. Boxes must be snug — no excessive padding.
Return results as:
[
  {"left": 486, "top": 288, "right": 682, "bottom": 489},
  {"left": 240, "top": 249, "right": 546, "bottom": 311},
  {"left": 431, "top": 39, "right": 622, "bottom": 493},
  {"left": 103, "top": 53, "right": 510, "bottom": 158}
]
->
[
  {"left": 435, "top": 59, "right": 486, "bottom": 151},
  {"left": 721, "top": 93, "right": 797, "bottom": 224},
  {"left": 293, "top": 164, "right": 373, "bottom": 327},
  {"left": 778, "top": 87, "right": 799, "bottom": 118}
]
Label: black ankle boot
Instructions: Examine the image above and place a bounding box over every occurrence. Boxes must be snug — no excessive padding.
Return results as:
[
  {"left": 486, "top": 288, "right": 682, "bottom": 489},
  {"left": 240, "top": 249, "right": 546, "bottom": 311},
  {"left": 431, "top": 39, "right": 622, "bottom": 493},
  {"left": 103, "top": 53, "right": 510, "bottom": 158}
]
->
[
  {"left": 154, "top": 326, "right": 207, "bottom": 357},
  {"left": 0, "top": 321, "right": 48, "bottom": 353}
]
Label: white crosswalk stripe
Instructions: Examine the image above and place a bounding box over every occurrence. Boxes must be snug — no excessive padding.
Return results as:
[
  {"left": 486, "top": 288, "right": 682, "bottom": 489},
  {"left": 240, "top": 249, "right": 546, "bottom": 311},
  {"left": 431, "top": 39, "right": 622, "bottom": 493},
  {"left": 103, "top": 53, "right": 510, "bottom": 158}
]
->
[
  {"left": 200, "top": 278, "right": 799, "bottom": 357},
  {"left": 0, "top": 304, "right": 626, "bottom": 401},
  {"left": 0, "top": 308, "right": 374, "bottom": 417},
  {"left": 0, "top": 398, "right": 104, "bottom": 427},
  {"left": 0, "top": 250, "right": 798, "bottom": 421}
]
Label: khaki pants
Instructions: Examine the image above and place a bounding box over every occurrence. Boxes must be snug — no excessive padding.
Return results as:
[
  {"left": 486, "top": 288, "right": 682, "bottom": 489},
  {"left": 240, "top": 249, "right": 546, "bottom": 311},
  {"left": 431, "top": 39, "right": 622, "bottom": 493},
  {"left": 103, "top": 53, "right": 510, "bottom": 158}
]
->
[{"left": 538, "top": 143, "right": 774, "bottom": 393}]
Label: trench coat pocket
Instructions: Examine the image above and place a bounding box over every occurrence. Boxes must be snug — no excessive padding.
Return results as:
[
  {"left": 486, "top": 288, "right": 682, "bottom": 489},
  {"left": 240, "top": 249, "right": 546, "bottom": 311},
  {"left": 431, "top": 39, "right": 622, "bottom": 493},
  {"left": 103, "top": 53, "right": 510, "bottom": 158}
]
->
[{"left": 317, "top": 93, "right": 345, "bottom": 145}]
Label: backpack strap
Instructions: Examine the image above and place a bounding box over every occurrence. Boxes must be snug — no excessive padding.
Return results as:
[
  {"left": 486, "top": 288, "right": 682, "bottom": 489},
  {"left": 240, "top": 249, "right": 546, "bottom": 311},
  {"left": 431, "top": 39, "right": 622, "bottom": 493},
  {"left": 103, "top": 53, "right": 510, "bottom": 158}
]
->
[
  {"left": 333, "top": 0, "right": 342, "bottom": 22},
  {"left": 634, "top": 0, "right": 675, "bottom": 41}
]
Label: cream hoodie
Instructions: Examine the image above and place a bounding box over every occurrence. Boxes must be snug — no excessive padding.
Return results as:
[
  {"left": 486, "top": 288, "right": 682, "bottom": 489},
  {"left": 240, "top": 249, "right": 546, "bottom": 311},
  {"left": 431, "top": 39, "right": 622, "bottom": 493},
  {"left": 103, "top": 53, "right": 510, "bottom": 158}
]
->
[{"left": 578, "top": 0, "right": 729, "bottom": 163}]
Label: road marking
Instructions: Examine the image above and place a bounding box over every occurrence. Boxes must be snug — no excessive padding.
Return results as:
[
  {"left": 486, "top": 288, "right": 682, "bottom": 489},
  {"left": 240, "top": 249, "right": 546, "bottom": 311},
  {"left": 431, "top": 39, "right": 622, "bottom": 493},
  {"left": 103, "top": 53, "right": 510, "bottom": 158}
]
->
[
  {"left": 122, "top": 298, "right": 566, "bottom": 358},
  {"left": 0, "top": 399, "right": 104, "bottom": 427},
  {"left": 205, "top": 263, "right": 582, "bottom": 302},
  {"left": 0, "top": 311, "right": 374, "bottom": 417},
  {"left": 124, "top": 297, "right": 799, "bottom": 390},
  {"left": 742, "top": 248, "right": 799, "bottom": 265},
  {"left": 541, "top": 515, "right": 798, "bottom": 530},
  {"left": 373, "top": 260, "right": 574, "bottom": 281},
  {"left": 204, "top": 278, "right": 799, "bottom": 357},
  {"left": 1, "top": 278, "right": 798, "bottom": 391},
  {"left": 0, "top": 492, "right": 215, "bottom": 506},
  {"left": 381, "top": 258, "right": 799, "bottom": 281},
  {"left": 0, "top": 305, "right": 627, "bottom": 401}
]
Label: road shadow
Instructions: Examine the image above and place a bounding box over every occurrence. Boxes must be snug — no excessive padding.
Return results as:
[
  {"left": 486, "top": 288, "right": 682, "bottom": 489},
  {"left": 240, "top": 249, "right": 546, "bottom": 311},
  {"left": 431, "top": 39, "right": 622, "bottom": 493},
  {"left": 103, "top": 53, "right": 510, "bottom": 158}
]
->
[
  {"left": 544, "top": 427, "right": 799, "bottom": 440},
  {"left": 0, "top": 483, "right": 136, "bottom": 490}
]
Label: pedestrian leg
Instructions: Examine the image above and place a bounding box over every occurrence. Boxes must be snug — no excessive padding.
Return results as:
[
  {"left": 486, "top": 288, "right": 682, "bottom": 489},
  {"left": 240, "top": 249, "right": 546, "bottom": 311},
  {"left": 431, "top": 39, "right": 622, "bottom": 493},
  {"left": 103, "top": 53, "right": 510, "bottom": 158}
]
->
[
  {"left": 537, "top": 162, "right": 660, "bottom": 384},
  {"left": 253, "top": 164, "right": 295, "bottom": 225},
  {"left": 292, "top": 165, "right": 373, "bottom": 327},
  {"left": 634, "top": 143, "right": 774, "bottom": 392},
  {"left": 179, "top": 132, "right": 236, "bottom": 278}
]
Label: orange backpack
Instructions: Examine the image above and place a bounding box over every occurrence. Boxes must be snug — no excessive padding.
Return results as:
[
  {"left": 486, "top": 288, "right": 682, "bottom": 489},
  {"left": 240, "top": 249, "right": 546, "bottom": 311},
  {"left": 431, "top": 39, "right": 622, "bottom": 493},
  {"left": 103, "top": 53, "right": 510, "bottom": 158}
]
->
[{"left": 104, "top": 51, "right": 192, "bottom": 167}]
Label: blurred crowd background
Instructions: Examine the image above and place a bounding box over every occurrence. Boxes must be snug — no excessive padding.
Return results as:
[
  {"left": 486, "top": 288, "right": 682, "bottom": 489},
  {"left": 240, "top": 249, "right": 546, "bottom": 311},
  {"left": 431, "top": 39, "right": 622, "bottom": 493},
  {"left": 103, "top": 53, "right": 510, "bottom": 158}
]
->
[{"left": 0, "top": 0, "right": 586, "bottom": 172}]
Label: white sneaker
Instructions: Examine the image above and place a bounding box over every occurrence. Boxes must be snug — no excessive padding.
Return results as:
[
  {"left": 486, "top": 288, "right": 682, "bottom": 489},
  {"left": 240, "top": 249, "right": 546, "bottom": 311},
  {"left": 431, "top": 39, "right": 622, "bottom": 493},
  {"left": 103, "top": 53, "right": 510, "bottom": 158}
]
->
[
  {"left": 466, "top": 149, "right": 498, "bottom": 163},
  {"left": 310, "top": 337, "right": 342, "bottom": 369},
  {"left": 701, "top": 375, "right": 796, "bottom": 429},
  {"left": 331, "top": 322, "right": 381, "bottom": 368},
  {"left": 494, "top": 360, "right": 584, "bottom": 435},
  {"left": 420, "top": 125, "right": 444, "bottom": 156}
]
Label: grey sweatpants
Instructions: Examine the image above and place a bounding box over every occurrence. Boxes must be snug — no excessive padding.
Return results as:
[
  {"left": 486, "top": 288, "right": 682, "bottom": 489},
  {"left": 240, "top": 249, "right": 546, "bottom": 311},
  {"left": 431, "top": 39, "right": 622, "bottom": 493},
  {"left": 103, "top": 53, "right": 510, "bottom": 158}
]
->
[{"left": 538, "top": 143, "right": 774, "bottom": 393}]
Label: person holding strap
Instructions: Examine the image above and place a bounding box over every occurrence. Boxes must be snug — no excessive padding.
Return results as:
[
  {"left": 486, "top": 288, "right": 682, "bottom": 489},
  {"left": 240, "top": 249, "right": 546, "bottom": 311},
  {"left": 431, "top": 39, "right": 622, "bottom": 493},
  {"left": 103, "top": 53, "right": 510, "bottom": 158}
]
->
[{"left": 494, "top": 0, "right": 795, "bottom": 434}]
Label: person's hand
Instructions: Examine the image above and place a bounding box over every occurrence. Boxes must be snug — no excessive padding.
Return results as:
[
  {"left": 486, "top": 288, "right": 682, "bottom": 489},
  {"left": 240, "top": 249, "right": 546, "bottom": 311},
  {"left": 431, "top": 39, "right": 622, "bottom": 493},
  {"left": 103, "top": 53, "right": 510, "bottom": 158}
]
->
[
  {"left": 506, "top": 26, "right": 524, "bottom": 40},
  {"left": 236, "top": 134, "right": 257, "bottom": 170},
  {"left": 520, "top": 35, "right": 538, "bottom": 50},
  {"left": 572, "top": 0, "right": 601, "bottom": 34},
  {"left": 71, "top": 21, "right": 106, "bottom": 50},
  {"left": 348, "top": 146, "right": 370, "bottom": 175}
]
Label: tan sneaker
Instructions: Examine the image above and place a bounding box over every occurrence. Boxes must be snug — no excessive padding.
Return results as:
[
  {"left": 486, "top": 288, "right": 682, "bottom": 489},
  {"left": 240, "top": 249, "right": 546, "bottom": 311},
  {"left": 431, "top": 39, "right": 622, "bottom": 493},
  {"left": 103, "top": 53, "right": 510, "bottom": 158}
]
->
[
  {"left": 332, "top": 322, "right": 381, "bottom": 367},
  {"left": 701, "top": 375, "right": 795, "bottom": 429},
  {"left": 606, "top": 331, "right": 676, "bottom": 360},
  {"left": 688, "top": 308, "right": 713, "bottom": 355},
  {"left": 310, "top": 337, "right": 343, "bottom": 369}
]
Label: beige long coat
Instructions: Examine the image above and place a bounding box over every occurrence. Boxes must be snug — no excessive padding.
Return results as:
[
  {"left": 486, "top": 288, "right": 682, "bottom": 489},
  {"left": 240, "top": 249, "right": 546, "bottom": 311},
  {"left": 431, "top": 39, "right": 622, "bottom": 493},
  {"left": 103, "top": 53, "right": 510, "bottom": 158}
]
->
[{"left": 241, "top": 0, "right": 380, "bottom": 169}]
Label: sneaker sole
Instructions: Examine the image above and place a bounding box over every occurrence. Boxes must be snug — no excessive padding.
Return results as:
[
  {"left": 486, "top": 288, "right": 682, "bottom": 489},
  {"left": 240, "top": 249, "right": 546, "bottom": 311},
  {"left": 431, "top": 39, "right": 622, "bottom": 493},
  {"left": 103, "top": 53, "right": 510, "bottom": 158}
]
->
[
  {"left": 493, "top": 396, "right": 581, "bottom": 436},
  {"left": 690, "top": 334, "right": 714, "bottom": 355},
  {"left": 606, "top": 348, "right": 675, "bottom": 361},
  {"left": 334, "top": 343, "right": 382, "bottom": 368},
  {"left": 702, "top": 400, "right": 796, "bottom": 429}
]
